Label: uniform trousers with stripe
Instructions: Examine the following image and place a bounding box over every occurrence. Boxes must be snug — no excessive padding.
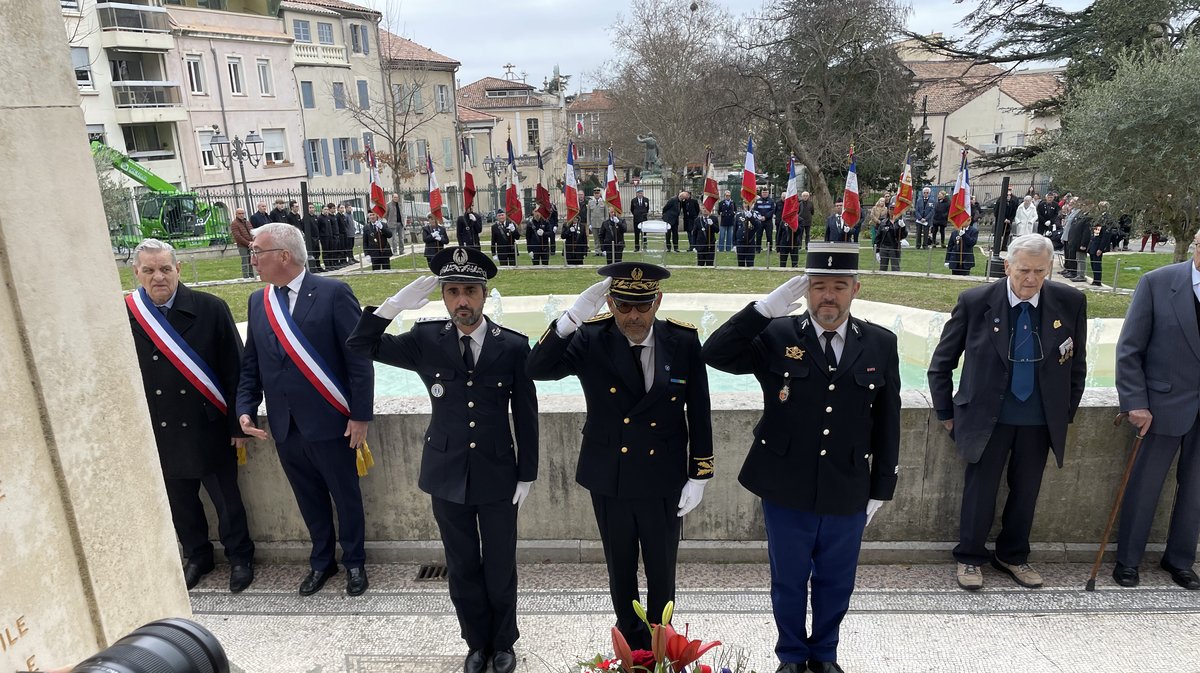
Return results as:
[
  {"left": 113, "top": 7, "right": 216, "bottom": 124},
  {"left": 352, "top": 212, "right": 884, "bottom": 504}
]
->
[{"left": 762, "top": 499, "right": 867, "bottom": 665}]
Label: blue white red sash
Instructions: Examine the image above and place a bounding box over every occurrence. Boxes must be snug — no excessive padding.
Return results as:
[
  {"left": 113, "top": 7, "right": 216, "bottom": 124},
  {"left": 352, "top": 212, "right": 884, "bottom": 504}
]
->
[
  {"left": 262, "top": 286, "right": 351, "bottom": 416},
  {"left": 126, "top": 288, "right": 228, "bottom": 414}
]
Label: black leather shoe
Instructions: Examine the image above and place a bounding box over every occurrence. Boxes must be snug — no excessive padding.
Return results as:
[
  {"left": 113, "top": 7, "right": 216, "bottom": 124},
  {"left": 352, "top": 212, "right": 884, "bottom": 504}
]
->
[
  {"left": 775, "top": 664, "right": 805, "bottom": 673},
  {"left": 298, "top": 565, "right": 338, "bottom": 596},
  {"left": 808, "top": 661, "right": 846, "bottom": 673},
  {"left": 183, "top": 560, "right": 215, "bottom": 590},
  {"left": 492, "top": 649, "right": 517, "bottom": 673},
  {"left": 1112, "top": 563, "right": 1140, "bottom": 587},
  {"left": 463, "top": 650, "right": 487, "bottom": 673},
  {"left": 229, "top": 563, "right": 254, "bottom": 593},
  {"left": 1160, "top": 560, "right": 1200, "bottom": 590},
  {"left": 346, "top": 567, "right": 368, "bottom": 596}
]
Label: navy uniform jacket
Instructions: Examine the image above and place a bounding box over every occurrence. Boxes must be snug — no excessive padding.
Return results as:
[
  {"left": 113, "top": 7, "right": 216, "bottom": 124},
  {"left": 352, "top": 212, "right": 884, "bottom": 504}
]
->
[
  {"left": 825, "top": 214, "right": 850, "bottom": 242},
  {"left": 927, "top": 279, "right": 1087, "bottom": 466},
  {"left": 703, "top": 306, "right": 901, "bottom": 515},
  {"left": 347, "top": 314, "right": 537, "bottom": 505},
  {"left": 128, "top": 283, "right": 245, "bottom": 479},
  {"left": 236, "top": 273, "right": 375, "bottom": 443},
  {"left": 526, "top": 315, "right": 714, "bottom": 498}
]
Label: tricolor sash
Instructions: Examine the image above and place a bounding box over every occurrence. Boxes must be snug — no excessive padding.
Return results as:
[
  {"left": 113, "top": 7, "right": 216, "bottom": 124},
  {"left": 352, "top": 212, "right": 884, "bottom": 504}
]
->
[
  {"left": 262, "top": 286, "right": 351, "bottom": 416},
  {"left": 126, "top": 288, "right": 228, "bottom": 414}
]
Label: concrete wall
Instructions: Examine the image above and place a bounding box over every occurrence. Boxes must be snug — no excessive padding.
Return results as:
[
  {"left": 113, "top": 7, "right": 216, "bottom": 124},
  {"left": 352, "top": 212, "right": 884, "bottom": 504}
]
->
[{"left": 213, "top": 388, "right": 1180, "bottom": 565}]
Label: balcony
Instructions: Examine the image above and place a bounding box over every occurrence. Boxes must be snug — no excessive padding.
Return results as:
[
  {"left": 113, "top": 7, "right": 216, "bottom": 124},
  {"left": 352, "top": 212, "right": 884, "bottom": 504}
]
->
[
  {"left": 292, "top": 42, "right": 349, "bottom": 66},
  {"left": 113, "top": 82, "right": 187, "bottom": 124},
  {"left": 98, "top": 2, "right": 174, "bottom": 51}
]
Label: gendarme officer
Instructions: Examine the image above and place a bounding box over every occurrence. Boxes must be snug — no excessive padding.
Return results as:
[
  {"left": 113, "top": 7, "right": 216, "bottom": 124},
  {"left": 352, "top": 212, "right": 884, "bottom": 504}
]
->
[
  {"left": 346, "top": 246, "right": 538, "bottom": 673},
  {"left": 526, "top": 263, "right": 713, "bottom": 650},
  {"left": 703, "top": 242, "right": 901, "bottom": 673}
]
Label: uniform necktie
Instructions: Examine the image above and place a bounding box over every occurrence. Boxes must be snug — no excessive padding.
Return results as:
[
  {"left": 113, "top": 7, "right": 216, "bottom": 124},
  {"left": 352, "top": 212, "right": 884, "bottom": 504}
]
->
[
  {"left": 823, "top": 331, "right": 838, "bottom": 371},
  {"left": 156, "top": 305, "right": 168, "bottom": 317},
  {"left": 631, "top": 345, "right": 646, "bottom": 392},
  {"left": 461, "top": 335, "right": 475, "bottom": 372},
  {"left": 1011, "top": 302, "right": 1035, "bottom": 401}
]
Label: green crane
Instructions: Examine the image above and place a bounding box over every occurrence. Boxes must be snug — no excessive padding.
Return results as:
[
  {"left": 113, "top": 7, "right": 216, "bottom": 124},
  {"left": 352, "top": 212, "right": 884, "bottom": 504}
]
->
[{"left": 91, "top": 141, "right": 230, "bottom": 248}]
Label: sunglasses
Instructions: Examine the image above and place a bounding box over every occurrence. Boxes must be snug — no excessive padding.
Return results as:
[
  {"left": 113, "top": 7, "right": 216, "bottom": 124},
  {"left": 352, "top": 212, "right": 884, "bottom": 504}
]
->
[{"left": 612, "top": 300, "right": 654, "bottom": 314}]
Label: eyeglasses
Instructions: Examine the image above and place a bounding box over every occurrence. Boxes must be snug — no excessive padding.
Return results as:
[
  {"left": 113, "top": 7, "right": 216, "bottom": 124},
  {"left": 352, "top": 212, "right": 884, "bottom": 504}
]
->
[
  {"left": 1009, "top": 329, "right": 1044, "bottom": 364},
  {"left": 249, "top": 248, "right": 284, "bottom": 257},
  {"left": 612, "top": 300, "right": 655, "bottom": 314}
]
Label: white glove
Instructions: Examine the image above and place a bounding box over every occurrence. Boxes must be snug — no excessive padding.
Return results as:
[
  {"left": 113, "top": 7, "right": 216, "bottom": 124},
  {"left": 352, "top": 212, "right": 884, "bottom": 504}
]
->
[
  {"left": 556, "top": 278, "right": 612, "bottom": 336},
  {"left": 875, "top": 252, "right": 881, "bottom": 262},
  {"left": 374, "top": 222, "right": 383, "bottom": 230},
  {"left": 755, "top": 275, "right": 809, "bottom": 318},
  {"left": 866, "top": 499, "right": 884, "bottom": 526},
  {"left": 512, "top": 481, "right": 533, "bottom": 510},
  {"left": 468, "top": 214, "right": 476, "bottom": 221},
  {"left": 677, "top": 479, "right": 707, "bottom": 517},
  {"left": 537, "top": 228, "right": 544, "bottom": 237},
  {"left": 433, "top": 230, "right": 442, "bottom": 241},
  {"left": 375, "top": 274, "right": 439, "bottom": 319},
  {"left": 507, "top": 223, "right": 516, "bottom": 233}
]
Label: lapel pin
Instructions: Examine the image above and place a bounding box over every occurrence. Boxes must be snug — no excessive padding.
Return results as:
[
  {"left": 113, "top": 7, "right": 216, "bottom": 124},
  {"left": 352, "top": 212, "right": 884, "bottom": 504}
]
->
[
  {"left": 1053, "top": 320, "right": 1062, "bottom": 329},
  {"left": 664, "top": 365, "right": 671, "bottom": 371},
  {"left": 785, "top": 346, "right": 805, "bottom": 360},
  {"left": 491, "top": 326, "right": 501, "bottom": 336}
]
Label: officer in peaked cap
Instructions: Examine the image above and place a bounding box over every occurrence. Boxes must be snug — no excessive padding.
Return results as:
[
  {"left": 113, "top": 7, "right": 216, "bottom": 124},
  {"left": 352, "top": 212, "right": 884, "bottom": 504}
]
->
[
  {"left": 702, "top": 242, "right": 901, "bottom": 673},
  {"left": 526, "top": 261, "right": 714, "bottom": 650},
  {"left": 346, "top": 246, "right": 536, "bottom": 673}
]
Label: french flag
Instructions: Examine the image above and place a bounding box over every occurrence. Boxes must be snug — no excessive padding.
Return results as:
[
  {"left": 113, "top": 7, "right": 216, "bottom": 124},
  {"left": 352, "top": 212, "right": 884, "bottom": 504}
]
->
[
  {"left": 461, "top": 138, "right": 476, "bottom": 213},
  {"left": 605, "top": 148, "right": 622, "bottom": 216},
  {"left": 427, "top": 154, "right": 443, "bottom": 224},
  {"left": 948, "top": 150, "right": 972, "bottom": 229},
  {"left": 741, "top": 135, "right": 757, "bottom": 205},
  {"left": 781, "top": 157, "right": 799, "bottom": 232},
  {"left": 564, "top": 141, "right": 580, "bottom": 222},
  {"left": 841, "top": 147, "right": 861, "bottom": 229}
]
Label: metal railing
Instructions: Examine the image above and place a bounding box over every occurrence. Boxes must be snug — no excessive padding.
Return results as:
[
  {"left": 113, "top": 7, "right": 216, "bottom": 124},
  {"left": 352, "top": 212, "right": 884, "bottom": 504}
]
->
[
  {"left": 97, "top": 2, "right": 170, "bottom": 32},
  {"left": 112, "top": 81, "right": 182, "bottom": 107}
]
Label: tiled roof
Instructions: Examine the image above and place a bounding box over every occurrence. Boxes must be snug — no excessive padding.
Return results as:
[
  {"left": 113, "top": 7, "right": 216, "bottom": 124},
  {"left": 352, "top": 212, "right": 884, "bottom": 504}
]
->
[
  {"left": 905, "top": 60, "right": 1064, "bottom": 115},
  {"left": 999, "top": 71, "right": 1064, "bottom": 107},
  {"left": 457, "top": 104, "right": 498, "bottom": 124},
  {"left": 378, "top": 30, "right": 459, "bottom": 66},
  {"left": 568, "top": 89, "right": 614, "bottom": 113},
  {"left": 458, "top": 76, "right": 552, "bottom": 109},
  {"left": 282, "top": 0, "right": 379, "bottom": 16}
]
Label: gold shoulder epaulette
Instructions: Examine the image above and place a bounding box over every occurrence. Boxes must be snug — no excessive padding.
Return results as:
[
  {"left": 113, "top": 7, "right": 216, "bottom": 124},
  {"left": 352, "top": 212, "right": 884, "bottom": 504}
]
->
[
  {"left": 584, "top": 312, "right": 613, "bottom": 323},
  {"left": 668, "top": 318, "right": 697, "bottom": 330}
]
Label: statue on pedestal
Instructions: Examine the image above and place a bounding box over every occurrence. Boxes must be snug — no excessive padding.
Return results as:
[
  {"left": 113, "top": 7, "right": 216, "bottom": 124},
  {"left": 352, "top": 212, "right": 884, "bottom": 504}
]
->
[{"left": 636, "top": 134, "right": 663, "bottom": 174}]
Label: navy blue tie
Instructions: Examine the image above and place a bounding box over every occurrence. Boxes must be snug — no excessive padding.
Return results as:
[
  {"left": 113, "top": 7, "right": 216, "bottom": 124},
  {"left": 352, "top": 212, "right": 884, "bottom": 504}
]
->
[{"left": 1011, "top": 302, "right": 1034, "bottom": 401}]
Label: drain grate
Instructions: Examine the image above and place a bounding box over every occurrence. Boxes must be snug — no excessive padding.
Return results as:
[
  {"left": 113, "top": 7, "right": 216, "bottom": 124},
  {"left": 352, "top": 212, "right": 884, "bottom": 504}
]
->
[{"left": 414, "top": 563, "right": 448, "bottom": 581}]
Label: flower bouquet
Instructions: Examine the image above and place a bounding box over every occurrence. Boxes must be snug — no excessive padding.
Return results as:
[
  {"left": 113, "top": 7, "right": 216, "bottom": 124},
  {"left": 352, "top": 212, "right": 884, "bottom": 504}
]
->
[{"left": 576, "top": 600, "right": 723, "bottom": 673}]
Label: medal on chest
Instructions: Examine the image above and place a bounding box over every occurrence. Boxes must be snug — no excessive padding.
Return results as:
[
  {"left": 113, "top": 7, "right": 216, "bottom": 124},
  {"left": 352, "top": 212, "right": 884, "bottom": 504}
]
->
[
  {"left": 779, "top": 371, "right": 790, "bottom": 403},
  {"left": 431, "top": 383, "right": 445, "bottom": 398}
]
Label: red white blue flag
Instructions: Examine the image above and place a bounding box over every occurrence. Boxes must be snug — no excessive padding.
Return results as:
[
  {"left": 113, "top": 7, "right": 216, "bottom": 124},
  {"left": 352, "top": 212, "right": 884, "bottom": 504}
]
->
[
  {"left": 949, "top": 150, "right": 972, "bottom": 229},
  {"left": 741, "top": 135, "right": 757, "bottom": 205},
  {"left": 427, "top": 154, "right": 443, "bottom": 224},
  {"left": 841, "top": 146, "right": 861, "bottom": 229},
  {"left": 605, "top": 148, "right": 622, "bottom": 216},
  {"left": 782, "top": 158, "right": 799, "bottom": 232},
  {"left": 564, "top": 141, "right": 580, "bottom": 222}
]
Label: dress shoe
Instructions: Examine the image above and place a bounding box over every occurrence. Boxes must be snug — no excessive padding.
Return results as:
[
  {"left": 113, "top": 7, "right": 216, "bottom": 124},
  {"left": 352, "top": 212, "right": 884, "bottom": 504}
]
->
[
  {"left": 808, "top": 661, "right": 846, "bottom": 673},
  {"left": 992, "top": 558, "right": 1043, "bottom": 588},
  {"left": 492, "top": 648, "right": 517, "bottom": 673},
  {"left": 183, "top": 560, "right": 215, "bottom": 590},
  {"left": 956, "top": 562, "right": 983, "bottom": 591},
  {"left": 1069, "top": 275, "right": 1087, "bottom": 282},
  {"left": 774, "top": 663, "right": 805, "bottom": 673},
  {"left": 1160, "top": 560, "right": 1200, "bottom": 590},
  {"left": 463, "top": 649, "right": 487, "bottom": 673},
  {"left": 346, "top": 566, "right": 368, "bottom": 596},
  {"left": 1091, "top": 280, "right": 1103, "bottom": 287},
  {"left": 229, "top": 563, "right": 254, "bottom": 593},
  {"left": 298, "top": 565, "right": 338, "bottom": 596},
  {"left": 1112, "top": 563, "right": 1140, "bottom": 587}
]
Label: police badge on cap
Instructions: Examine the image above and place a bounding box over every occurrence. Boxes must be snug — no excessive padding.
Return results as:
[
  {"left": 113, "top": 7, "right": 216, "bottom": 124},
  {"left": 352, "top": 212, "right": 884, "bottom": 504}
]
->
[
  {"left": 805, "top": 242, "right": 860, "bottom": 276},
  {"left": 598, "top": 262, "right": 671, "bottom": 303},
  {"left": 429, "top": 246, "right": 497, "bottom": 284}
]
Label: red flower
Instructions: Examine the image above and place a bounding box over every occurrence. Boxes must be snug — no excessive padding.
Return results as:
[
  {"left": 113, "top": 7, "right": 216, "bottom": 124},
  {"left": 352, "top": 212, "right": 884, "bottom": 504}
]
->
[
  {"left": 631, "top": 649, "right": 657, "bottom": 669},
  {"left": 597, "top": 659, "right": 617, "bottom": 671},
  {"left": 662, "top": 625, "right": 721, "bottom": 673},
  {"left": 694, "top": 665, "right": 713, "bottom": 673}
]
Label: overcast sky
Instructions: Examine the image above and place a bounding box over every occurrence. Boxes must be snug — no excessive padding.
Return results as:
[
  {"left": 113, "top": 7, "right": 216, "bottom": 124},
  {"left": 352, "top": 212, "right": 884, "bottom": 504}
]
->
[{"left": 364, "top": 0, "right": 1085, "bottom": 88}]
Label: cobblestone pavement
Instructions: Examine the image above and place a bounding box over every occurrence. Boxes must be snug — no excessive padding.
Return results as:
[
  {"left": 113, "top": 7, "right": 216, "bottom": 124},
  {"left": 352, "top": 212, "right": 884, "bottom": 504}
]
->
[{"left": 190, "top": 562, "right": 1200, "bottom": 673}]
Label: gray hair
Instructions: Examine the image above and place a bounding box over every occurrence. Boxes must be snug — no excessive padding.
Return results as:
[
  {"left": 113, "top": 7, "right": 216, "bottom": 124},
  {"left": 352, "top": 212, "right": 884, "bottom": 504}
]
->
[
  {"left": 1008, "top": 233, "right": 1054, "bottom": 260},
  {"left": 254, "top": 222, "right": 307, "bottom": 264},
  {"left": 133, "top": 238, "right": 177, "bottom": 265}
]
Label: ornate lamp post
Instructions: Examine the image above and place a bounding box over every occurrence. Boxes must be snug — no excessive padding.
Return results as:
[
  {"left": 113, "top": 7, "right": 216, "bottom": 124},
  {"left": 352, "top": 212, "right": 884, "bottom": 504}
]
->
[{"left": 209, "top": 128, "right": 264, "bottom": 215}]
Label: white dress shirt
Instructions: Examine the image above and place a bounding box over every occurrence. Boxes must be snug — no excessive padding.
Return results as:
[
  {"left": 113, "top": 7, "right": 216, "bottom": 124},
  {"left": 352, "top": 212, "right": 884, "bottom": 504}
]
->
[
  {"left": 1006, "top": 279, "right": 1040, "bottom": 308},
  {"left": 817, "top": 319, "right": 849, "bottom": 364},
  {"left": 278, "top": 269, "right": 306, "bottom": 315},
  {"left": 625, "top": 326, "right": 655, "bottom": 393},
  {"left": 1192, "top": 261, "right": 1200, "bottom": 304}
]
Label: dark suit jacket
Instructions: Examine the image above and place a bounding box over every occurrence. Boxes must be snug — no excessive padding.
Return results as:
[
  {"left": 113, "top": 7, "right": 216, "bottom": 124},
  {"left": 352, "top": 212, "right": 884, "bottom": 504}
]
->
[
  {"left": 347, "top": 314, "right": 538, "bottom": 505},
  {"left": 526, "top": 315, "right": 713, "bottom": 498},
  {"left": 128, "top": 284, "right": 244, "bottom": 479},
  {"left": 703, "top": 306, "right": 901, "bottom": 515},
  {"left": 456, "top": 212, "right": 483, "bottom": 247},
  {"left": 236, "top": 272, "right": 374, "bottom": 443},
  {"left": 630, "top": 197, "right": 651, "bottom": 223},
  {"left": 825, "top": 214, "right": 849, "bottom": 242},
  {"left": 927, "top": 279, "right": 1087, "bottom": 466},
  {"left": 1116, "top": 261, "right": 1200, "bottom": 437}
]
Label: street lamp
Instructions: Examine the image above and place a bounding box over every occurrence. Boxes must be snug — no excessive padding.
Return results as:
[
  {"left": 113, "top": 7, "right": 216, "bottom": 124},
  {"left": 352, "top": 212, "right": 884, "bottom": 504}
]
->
[{"left": 209, "top": 127, "right": 263, "bottom": 215}]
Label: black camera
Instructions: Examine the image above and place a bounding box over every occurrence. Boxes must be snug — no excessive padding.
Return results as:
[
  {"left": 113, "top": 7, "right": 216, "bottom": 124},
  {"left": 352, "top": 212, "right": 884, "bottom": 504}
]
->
[{"left": 39, "top": 618, "right": 228, "bottom": 673}]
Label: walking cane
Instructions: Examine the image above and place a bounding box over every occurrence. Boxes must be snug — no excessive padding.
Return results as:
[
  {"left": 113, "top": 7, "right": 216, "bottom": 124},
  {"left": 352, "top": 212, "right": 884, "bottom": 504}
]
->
[{"left": 1085, "top": 412, "right": 1145, "bottom": 591}]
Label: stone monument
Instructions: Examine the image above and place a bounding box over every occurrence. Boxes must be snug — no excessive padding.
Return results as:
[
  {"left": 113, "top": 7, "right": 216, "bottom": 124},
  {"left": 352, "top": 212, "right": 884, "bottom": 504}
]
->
[{"left": 0, "top": 2, "right": 191, "bottom": 670}]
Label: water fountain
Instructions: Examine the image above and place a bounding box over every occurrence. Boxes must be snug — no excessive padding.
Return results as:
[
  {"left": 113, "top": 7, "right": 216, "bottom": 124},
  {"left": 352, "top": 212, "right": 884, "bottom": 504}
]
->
[
  {"left": 699, "top": 306, "right": 717, "bottom": 341},
  {"left": 489, "top": 287, "right": 504, "bottom": 325},
  {"left": 542, "top": 295, "right": 562, "bottom": 326}
]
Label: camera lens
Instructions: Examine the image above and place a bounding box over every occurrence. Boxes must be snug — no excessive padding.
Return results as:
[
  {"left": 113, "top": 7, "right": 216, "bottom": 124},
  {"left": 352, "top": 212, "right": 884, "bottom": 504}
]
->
[{"left": 71, "top": 618, "right": 229, "bottom": 673}]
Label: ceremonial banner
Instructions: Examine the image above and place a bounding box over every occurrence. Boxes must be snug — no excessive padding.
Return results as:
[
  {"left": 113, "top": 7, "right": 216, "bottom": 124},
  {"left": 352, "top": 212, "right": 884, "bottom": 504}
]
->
[
  {"left": 782, "top": 158, "right": 800, "bottom": 232},
  {"left": 948, "top": 150, "right": 972, "bottom": 230},
  {"left": 841, "top": 147, "right": 861, "bottom": 229},
  {"left": 564, "top": 141, "right": 580, "bottom": 222},
  {"left": 605, "top": 148, "right": 622, "bottom": 216}
]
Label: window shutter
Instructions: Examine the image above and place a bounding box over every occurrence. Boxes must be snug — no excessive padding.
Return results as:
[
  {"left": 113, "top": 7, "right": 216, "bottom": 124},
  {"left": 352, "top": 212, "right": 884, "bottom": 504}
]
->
[
  {"left": 321, "top": 138, "right": 332, "bottom": 176},
  {"left": 351, "top": 137, "right": 361, "bottom": 174},
  {"left": 360, "top": 25, "right": 369, "bottom": 55},
  {"left": 335, "top": 139, "right": 344, "bottom": 175},
  {"left": 305, "top": 140, "right": 314, "bottom": 178},
  {"left": 357, "top": 80, "right": 369, "bottom": 109}
]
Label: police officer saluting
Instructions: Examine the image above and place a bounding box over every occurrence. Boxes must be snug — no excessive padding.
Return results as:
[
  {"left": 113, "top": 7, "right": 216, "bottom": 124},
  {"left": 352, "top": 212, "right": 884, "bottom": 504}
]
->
[
  {"left": 526, "top": 263, "right": 713, "bottom": 650},
  {"left": 703, "top": 242, "right": 901, "bottom": 673},
  {"left": 346, "top": 246, "right": 538, "bottom": 673}
]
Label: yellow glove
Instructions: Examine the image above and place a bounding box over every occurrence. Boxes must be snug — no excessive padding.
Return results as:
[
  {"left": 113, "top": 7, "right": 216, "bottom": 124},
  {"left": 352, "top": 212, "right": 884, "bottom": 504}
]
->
[{"left": 356, "top": 442, "right": 375, "bottom": 477}]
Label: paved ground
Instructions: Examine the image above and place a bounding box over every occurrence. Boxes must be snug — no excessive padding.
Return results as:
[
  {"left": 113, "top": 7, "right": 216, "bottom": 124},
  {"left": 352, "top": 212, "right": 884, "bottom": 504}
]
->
[{"left": 191, "top": 561, "right": 1200, "bottom": 673}]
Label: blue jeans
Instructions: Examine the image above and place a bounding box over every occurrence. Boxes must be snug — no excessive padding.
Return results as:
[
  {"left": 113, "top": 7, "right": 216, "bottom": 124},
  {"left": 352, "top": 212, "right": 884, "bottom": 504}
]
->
[{"left": 718, "top": 225, "right": 733, "bottom": 251}]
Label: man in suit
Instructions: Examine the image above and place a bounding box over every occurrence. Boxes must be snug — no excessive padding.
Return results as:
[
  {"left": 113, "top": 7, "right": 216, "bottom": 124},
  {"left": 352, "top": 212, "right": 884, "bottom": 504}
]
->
[
  {"left": 317, "top": 203, "right": 338, "bottom": 269},
  {"left": 754, "top": 187, "right": 776, "bottom": 253},
  {"left": 236, "top": 223, "right": 375, "bottom": 597},
  {"left": 717, "top": 190, "right": 737, "bottom": 252},
  {"left": 386, "top": 193, "right": 406, "bottom": 254},
  {"left": 630, "top": 187, "right": 651, "bottom": 252},
  {"left": 913, "top": 187, "right": 934, "bottom": 250},
  {"left": 301, "top": 203, "right": 322, "bottom": 272},
  {"left": 526, "top": 263, "right": 713, "bottom": 650},
  {"left": 928, "top": 234, "right": 1087, "bottom": 591},
  {"left": 347, "top": 247, "right": 538, "bottom": 673},
  {"left": 127, "top": 238, "right": 255, "bottom": 593},
  {"left": 457, "top": 205, "right": 483, "bottom": 249},
  {"left": 797, "top": 191, "right": 814, "bottom": 250},
  {"left": 824, "top": 201, "right": 852, "bottom": 242},
  {"left": 491, "top": 211, "right": 520, "bottom": 266},
  {"left": 587, "top": 188, "right": 608, "bottom": 255},
  {"left": 1112, "top": 230, "right": 1200, "bottom": 590},
  {"left": 702, "top": 243, "right": 900, "bottom": 673}
]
